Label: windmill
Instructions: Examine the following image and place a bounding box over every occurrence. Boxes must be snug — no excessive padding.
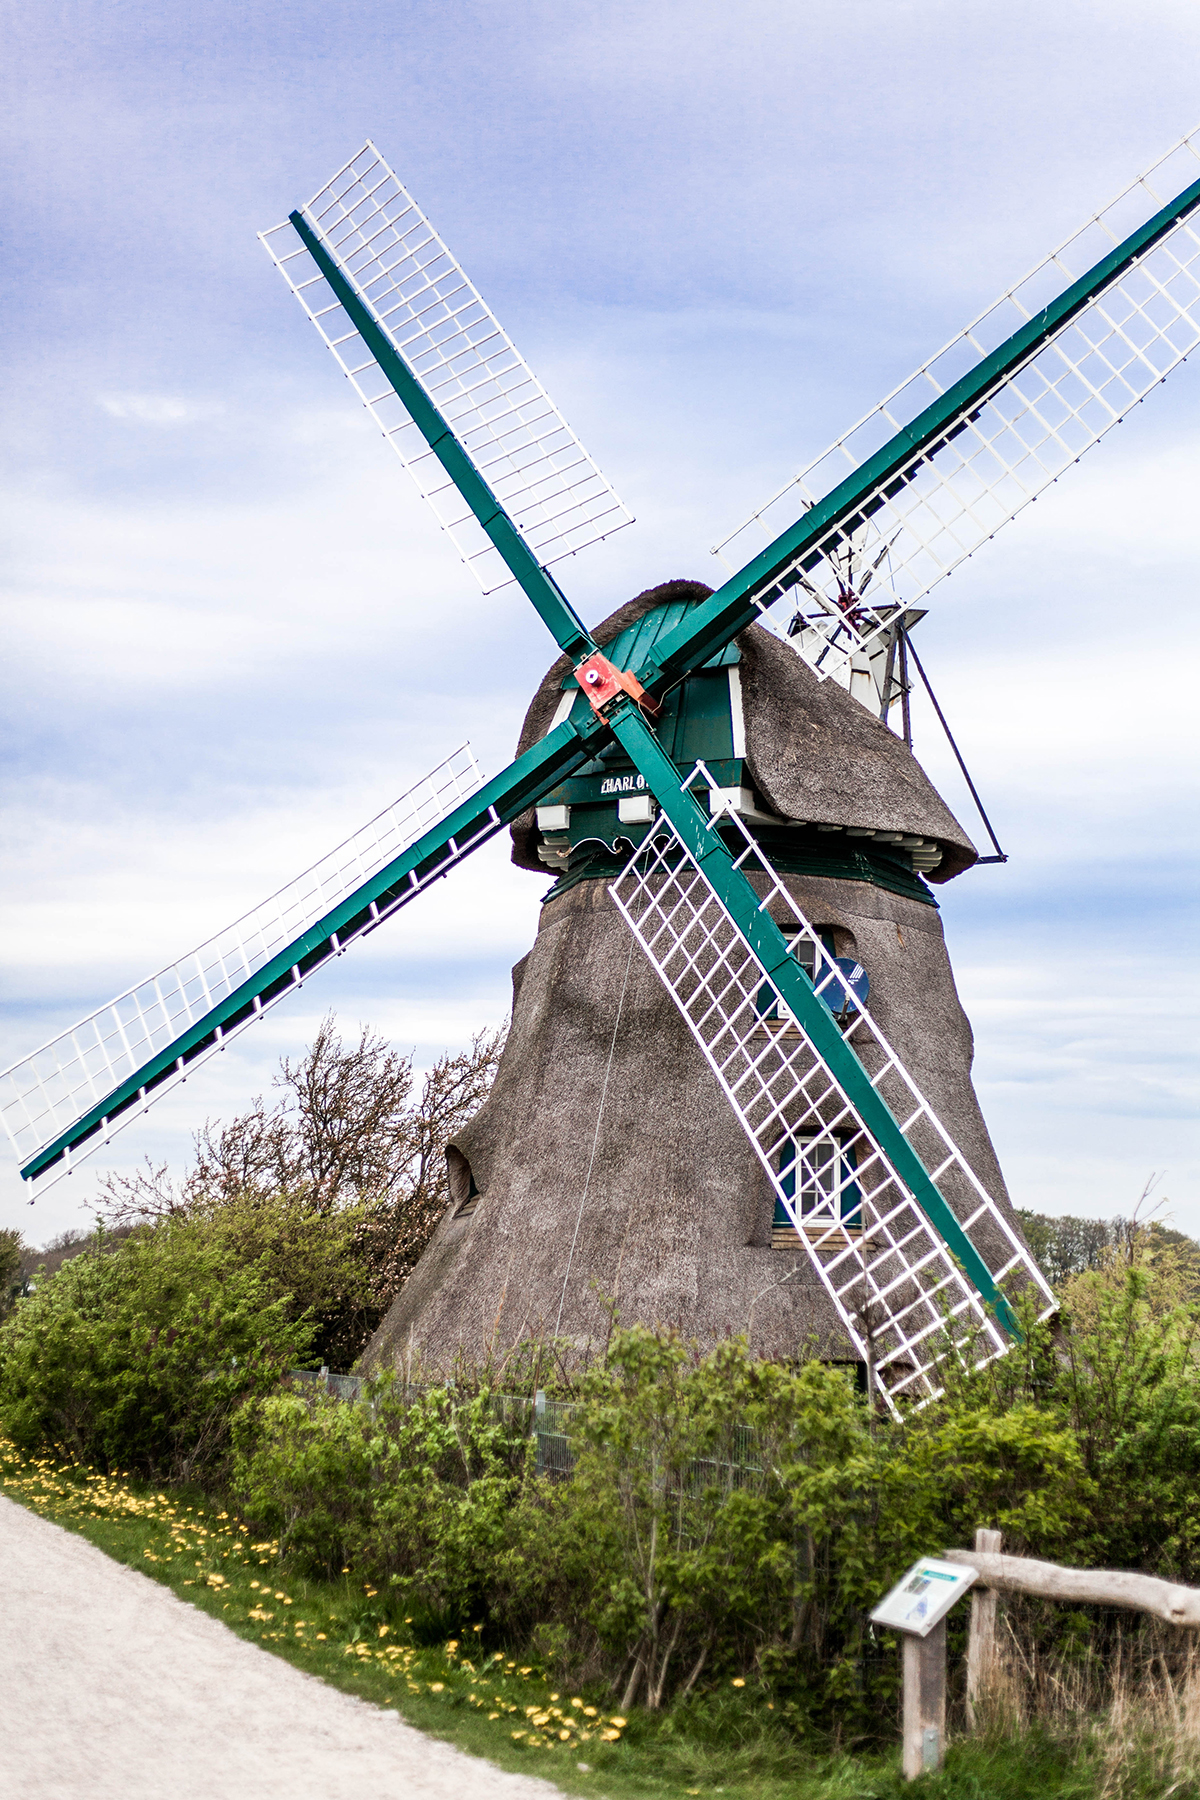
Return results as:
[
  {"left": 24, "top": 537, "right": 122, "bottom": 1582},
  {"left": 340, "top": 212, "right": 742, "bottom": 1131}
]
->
[{"left": 5, "top": 131, "right": 1200, "bottom": 1409}]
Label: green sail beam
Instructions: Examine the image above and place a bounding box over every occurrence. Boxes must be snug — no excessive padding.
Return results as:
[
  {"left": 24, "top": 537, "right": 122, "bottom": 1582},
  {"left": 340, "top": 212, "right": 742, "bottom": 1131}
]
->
[
  {"left": 21, "top": 716, "right": 605, "bottom": 1183},
  {"left": 630, "top": 168, "right": 1200, "bottom": 693}
]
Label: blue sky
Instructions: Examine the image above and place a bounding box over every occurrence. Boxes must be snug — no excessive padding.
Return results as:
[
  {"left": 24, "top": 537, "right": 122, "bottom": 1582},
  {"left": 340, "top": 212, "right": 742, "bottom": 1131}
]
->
[{"left": 2, "top": 0, "right": 1198, "bottom": 1243}]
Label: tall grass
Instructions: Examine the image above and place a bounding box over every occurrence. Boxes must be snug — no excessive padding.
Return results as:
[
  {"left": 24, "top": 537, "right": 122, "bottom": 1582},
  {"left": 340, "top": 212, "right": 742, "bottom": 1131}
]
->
[{"left": 966, "top": 1598, "right": 1200, "bottom": 1799}]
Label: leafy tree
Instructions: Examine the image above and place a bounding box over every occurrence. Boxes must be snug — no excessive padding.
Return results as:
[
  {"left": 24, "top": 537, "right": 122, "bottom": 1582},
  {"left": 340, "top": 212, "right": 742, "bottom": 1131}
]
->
[
  {"left": 1017, "top": 1203, "right": 1200, "bottom": 1294},
  {"left": 91, "top": 1015, "right": 505, "bottom": 1361},
  {"left": 0, "top": 1229, "right": 25, "bottom": 1321}
]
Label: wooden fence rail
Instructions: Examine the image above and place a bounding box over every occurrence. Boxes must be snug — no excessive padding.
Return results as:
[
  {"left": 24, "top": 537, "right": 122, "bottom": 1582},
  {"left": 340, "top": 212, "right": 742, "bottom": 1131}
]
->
[{"left": 944, "top": 1545, "right": 1200, "bottom": 1629}]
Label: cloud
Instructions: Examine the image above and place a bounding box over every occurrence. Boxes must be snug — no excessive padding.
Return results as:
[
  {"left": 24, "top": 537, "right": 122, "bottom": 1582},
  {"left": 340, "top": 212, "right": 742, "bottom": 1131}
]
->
[
  {"left": 97, "top": 393, "right": 224, "bottom": 425},
  {"left": 5, "top": 0, "right": 1200, "bottom": 1248}
]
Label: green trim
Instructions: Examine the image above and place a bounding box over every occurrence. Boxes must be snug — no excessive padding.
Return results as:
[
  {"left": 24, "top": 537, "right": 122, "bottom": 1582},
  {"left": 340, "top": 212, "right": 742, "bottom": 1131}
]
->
[
  {"left": 21, "top": 715, "right": 606, "bottom": 1183},
  {"left": 543, "top": 827, "right": 936, "bottom": 908},
  {"left": 634, "top": 172, "right": 1200, "bottom": 692},
  {"left": 601, "top": 693, "right": 1019, "bottom": 1340},
  {"left": 742, "top": 827, "right": 935, "bottom": 904},
  {"left": 289, "top": 211, "right": 597, "bottom": 665}
]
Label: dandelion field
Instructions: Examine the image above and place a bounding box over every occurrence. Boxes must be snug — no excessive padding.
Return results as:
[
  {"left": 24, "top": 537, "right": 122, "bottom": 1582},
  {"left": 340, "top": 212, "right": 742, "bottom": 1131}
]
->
[{"left": 0, "top": 1437, "right": 834, "bottom": 1798}]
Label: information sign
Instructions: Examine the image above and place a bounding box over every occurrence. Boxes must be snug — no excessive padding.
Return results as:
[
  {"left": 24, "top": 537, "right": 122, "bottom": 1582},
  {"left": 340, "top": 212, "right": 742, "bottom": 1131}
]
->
[{"left": 870, "top": 1558, "right": 977, "bottom": 1637}]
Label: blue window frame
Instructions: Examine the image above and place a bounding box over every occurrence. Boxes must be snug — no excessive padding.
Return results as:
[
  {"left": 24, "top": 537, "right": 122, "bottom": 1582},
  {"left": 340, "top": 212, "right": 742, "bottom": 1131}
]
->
[
  {"left": 774, "top": 1134, "right": 862, "bottom": 1231},
  {"left": 755, "top": 933, "right": 869, "bottom": 1025}
]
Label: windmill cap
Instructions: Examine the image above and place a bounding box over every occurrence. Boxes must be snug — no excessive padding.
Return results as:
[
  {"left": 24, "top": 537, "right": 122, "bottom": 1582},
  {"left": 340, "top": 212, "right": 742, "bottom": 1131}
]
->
[{"left": 511, "top": 579, "right": 977, "bottom": 883}]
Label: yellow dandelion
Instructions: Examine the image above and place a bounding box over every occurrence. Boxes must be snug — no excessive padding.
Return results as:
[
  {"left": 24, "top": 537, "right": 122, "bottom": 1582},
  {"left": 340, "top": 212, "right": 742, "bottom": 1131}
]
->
[
  {"left": 610, "top": 1716, "right": 628, "bottom": 1728},
  {"left": 559, "top": 1729, "right": 571, "bottom": 1742},
  {"left": 429, "top": 1682, "right": 445, "bottom": 1693},
  {"left": 316, "top": 1633, "right": 327, "bottom": 1641},
  {"left": 731, "top": 1677, "right": 745, "bottom": 1688},
  {"left": 489, "top": 1712, "right": 500, "bottom": 1721},
  {"left": 571, "top": 1697, "right": 584, "bottom": 1708},
  {"left": 583, "top": 1705, "right": 598, "bottom": 1717},
  {"left": 378, "top": 1625, "right": 389, "bottom": 1638}
]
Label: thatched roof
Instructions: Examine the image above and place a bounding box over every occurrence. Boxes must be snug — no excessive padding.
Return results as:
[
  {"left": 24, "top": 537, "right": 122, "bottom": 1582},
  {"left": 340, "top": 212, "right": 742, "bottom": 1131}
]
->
[{"left": 511, "top": 579, "right": 977, "bottom": 882}]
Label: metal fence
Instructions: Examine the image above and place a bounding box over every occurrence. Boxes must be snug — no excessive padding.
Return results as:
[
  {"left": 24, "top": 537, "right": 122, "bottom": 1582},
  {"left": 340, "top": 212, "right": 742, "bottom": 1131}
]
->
[{"left": 284, "top": 1370, "right": 765, "bottom": 1489}]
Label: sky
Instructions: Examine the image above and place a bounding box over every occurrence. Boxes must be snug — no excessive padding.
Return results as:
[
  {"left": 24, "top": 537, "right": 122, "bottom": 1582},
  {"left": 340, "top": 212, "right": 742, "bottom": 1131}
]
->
[{"left": 2, "top": 0, "right": 1198, "bottom": 1246}]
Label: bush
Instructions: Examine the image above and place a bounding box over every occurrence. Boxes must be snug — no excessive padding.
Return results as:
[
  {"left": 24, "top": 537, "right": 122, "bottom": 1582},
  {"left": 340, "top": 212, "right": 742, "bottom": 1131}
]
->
[
  {"left": 0, "top": 1221, "right": 310, "bottom": 1482},
  {"left": 93, "top": 1015, "right": 506, "bottom": 1364},
  {"left": 232, "top": 1329, "right": 905, "bottom": 1726},
  {"left": 232, "top": 1379, "right": 529, "bottom": 1610},
  {"left": 228, "top": 1288, "right": 1192, "bottom": 1733}
]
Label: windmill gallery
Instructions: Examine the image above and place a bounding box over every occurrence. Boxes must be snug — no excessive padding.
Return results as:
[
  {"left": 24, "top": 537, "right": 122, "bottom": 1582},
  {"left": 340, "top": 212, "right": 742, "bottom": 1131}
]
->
[{"left": 4, "top": 134, "right": 1200, "bottom": 1407}]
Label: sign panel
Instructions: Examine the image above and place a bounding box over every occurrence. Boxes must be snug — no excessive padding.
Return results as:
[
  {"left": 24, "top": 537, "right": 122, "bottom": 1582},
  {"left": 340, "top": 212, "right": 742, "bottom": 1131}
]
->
[{"left": 870, "top": 1558, "right": 977, "bottom": 1637}]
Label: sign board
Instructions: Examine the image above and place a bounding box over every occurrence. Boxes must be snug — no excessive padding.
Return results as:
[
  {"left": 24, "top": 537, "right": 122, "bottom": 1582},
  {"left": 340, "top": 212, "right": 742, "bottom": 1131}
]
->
[{"left": 870, "top": 1558, "right": 977, "bottom": 1637}]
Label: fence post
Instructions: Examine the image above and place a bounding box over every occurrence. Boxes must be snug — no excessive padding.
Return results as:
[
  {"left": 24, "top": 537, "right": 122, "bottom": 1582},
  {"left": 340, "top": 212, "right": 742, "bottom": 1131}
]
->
[
  {"left": 965, "top": 1528, "right": 1003, "bottom": 1730},
  {"left": 902, "top": 1619, "right": 946, "bottom": 1779},
  {"left": 534, "top": 1389, "right": 546, "bottom": 1478}
]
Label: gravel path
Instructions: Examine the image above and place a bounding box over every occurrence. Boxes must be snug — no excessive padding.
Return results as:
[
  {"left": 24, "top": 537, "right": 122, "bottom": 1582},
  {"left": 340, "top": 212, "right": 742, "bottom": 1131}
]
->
[{"left": 1, "top": 1494, "right": 565, "bottom": 1800}]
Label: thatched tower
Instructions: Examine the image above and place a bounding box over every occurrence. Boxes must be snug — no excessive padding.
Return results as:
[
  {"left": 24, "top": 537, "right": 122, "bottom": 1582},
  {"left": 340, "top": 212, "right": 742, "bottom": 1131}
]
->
[{"left": 365, "top": 580, "right": 1018, "bottom": 1373}]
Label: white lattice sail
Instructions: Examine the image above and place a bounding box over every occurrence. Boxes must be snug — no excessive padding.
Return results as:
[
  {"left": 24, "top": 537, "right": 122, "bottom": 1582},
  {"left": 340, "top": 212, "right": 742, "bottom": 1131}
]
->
[
  {"left": 0, "top": 746, "right": 484, "bottom": 1177},
  {"left": 715, "top": 128, "right": 1200, "bottom": 683},
  {"left": 261, "top": 143, "right": 633, "bottom": 592},
  {"left": 610, "top": 783, "right": 1055, "bottom": 1408}
]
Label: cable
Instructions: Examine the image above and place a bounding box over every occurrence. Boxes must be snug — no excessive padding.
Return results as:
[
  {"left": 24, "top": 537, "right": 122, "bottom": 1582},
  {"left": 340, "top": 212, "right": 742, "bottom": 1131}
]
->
[
  {"left": 901, "top": 627, "right": 1008, "bottom": 864},
  {"left": 553, "top": 933, "right": 636, "bottom": 1339}
]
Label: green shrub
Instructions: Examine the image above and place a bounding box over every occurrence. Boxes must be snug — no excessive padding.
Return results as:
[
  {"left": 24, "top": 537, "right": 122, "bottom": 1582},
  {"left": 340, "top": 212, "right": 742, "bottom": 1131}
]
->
[
  {"left": 0, "top": 1221, "right": 309, "bottom": 1482},
  {"left": 232, "top": 1378, "right": 529, "bottom": 1610},
  {"left": 229, "top": 1304, "right": 1163, "bottom": 1730}
]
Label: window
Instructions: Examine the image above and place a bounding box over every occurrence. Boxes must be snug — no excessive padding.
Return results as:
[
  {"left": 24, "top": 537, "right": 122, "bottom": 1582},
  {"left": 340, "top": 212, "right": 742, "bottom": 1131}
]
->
[
  {"left": 773, "top": 1134, "right": 862, "bottom": 1243},
  {"left": 756, "top": 929, "right": 831, "bottom": 1024},
  {"left": 755, "top": 929, "right": 868, "bottom": 1026}
]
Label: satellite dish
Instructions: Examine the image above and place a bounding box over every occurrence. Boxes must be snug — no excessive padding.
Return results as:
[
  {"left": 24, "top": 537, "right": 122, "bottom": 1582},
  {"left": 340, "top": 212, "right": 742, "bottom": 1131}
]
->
[{"left": 815, "top": 956, "right": 870, "bottom": 1018}]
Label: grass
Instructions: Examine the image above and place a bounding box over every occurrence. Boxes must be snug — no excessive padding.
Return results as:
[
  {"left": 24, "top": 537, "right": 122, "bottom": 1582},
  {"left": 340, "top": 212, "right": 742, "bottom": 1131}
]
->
[{"left": 0, "top": 1439, "right": 1187, "bottom": 1799}]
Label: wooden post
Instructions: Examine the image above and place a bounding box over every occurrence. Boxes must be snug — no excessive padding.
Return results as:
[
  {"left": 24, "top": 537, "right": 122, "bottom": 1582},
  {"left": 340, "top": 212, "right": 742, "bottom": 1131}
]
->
[
  {"left": 902, "top": 1618, "right": 946, "bottom": 1779},
  {"left": 965, "top": 1527, "right": 1002, "bottom": 1730}
]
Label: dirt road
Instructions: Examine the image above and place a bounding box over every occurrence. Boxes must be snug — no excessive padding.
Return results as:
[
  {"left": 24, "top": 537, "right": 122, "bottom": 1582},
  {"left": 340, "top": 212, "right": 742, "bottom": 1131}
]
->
[{"left": 1, "top": 1494, "right": 565, "bottom": 1799}]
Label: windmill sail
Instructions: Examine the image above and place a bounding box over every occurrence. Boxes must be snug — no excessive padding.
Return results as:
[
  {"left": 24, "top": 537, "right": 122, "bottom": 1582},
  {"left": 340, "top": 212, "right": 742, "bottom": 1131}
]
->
[
  {"left": 0, "top": 747, "right": 494, "bottom": 1188},
  {"left": 610, "top": 782, "right": 1055, "bottom": 1409},
  {"left": 700, "top": 128, "right": 1200, "bottom": 686},
  {"left": 261, "top": 143, "right": 633, "bottom": 594}
]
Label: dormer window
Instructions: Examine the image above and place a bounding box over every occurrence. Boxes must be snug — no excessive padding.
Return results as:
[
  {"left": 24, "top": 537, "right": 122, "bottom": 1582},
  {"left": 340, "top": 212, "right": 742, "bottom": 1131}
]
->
[{"left": 447, "top": 1146, "right": 481, "bottom": 1218}]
